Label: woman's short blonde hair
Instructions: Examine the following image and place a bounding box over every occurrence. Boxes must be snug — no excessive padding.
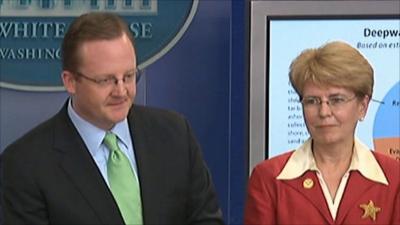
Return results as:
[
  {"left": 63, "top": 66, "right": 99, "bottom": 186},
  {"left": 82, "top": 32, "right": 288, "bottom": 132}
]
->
[{"left": 289, "top": 41, "right": 374, "bottom": 98}]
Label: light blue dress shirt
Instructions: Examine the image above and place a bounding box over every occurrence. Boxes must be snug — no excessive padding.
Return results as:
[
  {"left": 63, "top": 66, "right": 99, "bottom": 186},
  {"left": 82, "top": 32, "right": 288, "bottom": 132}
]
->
[{"left": 67, "top": 100, "right": 139, "bottom": 186}]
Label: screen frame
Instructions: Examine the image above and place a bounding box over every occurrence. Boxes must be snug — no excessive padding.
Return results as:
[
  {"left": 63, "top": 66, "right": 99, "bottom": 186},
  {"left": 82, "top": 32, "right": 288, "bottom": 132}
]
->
[{"left": 249, "top": 0, "right": 400, "bottom": 173}]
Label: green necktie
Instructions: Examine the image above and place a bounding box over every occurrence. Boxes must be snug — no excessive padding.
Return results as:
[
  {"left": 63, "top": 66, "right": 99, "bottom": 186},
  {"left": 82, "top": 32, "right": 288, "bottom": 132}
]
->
[{"left": 103, "top": 132, "right": 143, "bottom": 225}]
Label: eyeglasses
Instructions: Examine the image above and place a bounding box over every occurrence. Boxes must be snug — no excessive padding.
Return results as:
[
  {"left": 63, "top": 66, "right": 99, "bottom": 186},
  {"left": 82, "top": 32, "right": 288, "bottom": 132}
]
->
[
  {"left": 301, "top": 95, "right": 357, "bottom": 110},
  {"left": 75, "top": 69, "right": 142, "bottom": 88}
]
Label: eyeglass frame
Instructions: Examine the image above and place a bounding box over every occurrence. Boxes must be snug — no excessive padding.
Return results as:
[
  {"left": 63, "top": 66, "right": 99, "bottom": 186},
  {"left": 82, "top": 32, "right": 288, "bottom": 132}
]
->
[
  {"left": 300, "top": 94, "right": 358, "bottom": 110},
  {"left": 74, "top": 68, "right": 142, "bottom": 87}
]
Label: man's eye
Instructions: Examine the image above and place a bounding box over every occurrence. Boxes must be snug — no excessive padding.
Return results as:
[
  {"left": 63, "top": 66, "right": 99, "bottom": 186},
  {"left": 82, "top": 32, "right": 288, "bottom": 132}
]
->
[
  {"left": 124, "top": 74, "right": 135, "bottom": 81},
  {"left": 98, "top": 78, "right": 114, "bottom": 85}
]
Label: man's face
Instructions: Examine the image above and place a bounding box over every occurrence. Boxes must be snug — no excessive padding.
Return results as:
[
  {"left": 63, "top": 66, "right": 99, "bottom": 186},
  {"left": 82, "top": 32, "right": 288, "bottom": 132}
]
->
[{"left": 63, "top": 34, "right": 137, "bottom": 130}]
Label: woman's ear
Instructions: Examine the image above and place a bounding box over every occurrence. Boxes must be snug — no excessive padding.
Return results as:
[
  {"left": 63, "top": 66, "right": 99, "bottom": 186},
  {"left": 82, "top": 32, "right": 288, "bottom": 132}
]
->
[{"left": 358, "top": 95, "right": 370, "bottom": 121}]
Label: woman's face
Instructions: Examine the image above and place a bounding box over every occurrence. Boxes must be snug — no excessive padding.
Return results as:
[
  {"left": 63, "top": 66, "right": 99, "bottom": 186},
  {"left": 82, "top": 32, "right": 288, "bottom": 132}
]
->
[{"left": 301, "top": 81, "right": 369, "bottom": 146}]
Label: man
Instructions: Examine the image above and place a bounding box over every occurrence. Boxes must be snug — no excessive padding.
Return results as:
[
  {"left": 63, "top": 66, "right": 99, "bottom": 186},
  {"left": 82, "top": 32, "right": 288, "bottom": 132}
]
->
[{"left": 1, "top": 12, "right": 224, "bottom": 225}]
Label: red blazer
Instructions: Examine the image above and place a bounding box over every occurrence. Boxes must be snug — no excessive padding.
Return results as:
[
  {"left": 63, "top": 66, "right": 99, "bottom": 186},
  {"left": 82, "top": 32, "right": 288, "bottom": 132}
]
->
[{"left": 244, "top": 151, "right": 400, "bottom": 225}]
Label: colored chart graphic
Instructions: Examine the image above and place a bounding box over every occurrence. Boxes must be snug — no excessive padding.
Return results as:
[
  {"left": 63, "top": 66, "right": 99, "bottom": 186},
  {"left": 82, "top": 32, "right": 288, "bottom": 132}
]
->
[{"left": 373, "top": 82, "right": 400, "bottom": 161}]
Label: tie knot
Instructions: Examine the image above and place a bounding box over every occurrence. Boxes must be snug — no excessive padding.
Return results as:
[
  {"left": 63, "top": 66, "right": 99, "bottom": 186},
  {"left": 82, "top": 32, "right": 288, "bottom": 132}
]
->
[{"left": 103, "top": 132, "right": 119, "bottom": 152}]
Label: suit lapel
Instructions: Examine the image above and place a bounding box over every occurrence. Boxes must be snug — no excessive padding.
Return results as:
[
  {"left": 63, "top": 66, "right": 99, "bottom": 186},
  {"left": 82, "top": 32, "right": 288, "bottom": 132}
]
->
[
  {"left": 335, "top": 171, "right": 375, "bottom": 224},
  {"left": 53, "top": 105, "right": 124, "bottom": 225},
  {"left": 129, "top": 106, "right": 162, "bottom": 225},
  {"left": 283, "top": 171, "right": 334, "bottom": 224}
]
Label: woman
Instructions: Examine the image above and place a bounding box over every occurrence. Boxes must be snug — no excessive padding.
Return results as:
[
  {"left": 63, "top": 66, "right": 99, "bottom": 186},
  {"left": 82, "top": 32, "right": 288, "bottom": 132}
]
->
[{"left": 244, "top": 41, "right": 400, "bottom": 224}]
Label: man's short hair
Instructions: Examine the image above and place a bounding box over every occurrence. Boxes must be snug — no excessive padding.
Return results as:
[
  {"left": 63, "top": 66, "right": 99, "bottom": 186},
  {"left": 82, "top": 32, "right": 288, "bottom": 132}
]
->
[{"left": 62, "top": 12, "right": 135, "bottom": 72}]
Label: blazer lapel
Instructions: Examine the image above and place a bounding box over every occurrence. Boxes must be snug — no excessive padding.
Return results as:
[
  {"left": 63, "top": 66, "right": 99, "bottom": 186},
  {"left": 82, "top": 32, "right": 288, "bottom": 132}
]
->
[
  {"left": 283, "top": 171, "right": 334, "bottom": 224},
  {"left": 335, "top": 171, "right": 375, "bottom": 224},
  {"left": 128, "top": 106, "right": 162, "bottom": 225},
  {"left": 53, "top": 105, "right": 124, "bottom": 225}
]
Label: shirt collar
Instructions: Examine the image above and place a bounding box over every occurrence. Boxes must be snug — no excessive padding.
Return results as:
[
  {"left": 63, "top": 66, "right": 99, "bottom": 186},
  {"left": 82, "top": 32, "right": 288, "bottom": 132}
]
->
[
  {"left": 67, "top": 99, "right": 131, "bottom": 152},
  {"left": 109, "top": 119, "right": 131, "bottom": 149},
  {"left": 277, "top": 137, "right": 388, "bottom": 185}
]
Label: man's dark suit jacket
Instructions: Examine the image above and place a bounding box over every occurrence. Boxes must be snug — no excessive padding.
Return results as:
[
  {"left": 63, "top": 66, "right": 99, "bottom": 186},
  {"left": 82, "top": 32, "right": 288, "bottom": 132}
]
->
[{"left": 0, "top": 102, "right": 224, "bottom": 225}]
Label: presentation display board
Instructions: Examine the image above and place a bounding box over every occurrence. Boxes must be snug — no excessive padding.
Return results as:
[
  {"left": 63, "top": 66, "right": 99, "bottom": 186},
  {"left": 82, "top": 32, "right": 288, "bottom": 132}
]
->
[{"left": 249, "top": 1, "right": 400, "bottom": 172}]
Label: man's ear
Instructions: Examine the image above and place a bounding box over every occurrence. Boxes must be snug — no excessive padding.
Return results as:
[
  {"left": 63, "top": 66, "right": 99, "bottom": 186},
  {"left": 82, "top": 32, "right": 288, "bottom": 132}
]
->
[{"left": 61, "top": 71, "right": 77, "bottom": 94}]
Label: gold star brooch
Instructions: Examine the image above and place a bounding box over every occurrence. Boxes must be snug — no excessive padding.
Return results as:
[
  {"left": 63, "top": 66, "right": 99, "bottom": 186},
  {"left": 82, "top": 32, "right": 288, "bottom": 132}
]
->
[{"left": 360, "top": 200, "right": 381, "bottom": 221}]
